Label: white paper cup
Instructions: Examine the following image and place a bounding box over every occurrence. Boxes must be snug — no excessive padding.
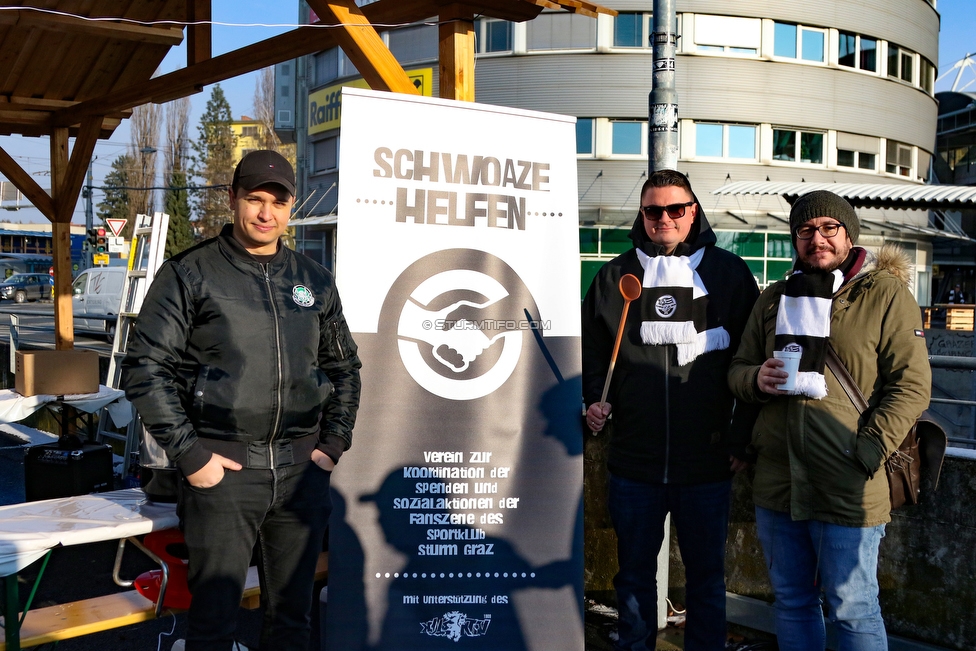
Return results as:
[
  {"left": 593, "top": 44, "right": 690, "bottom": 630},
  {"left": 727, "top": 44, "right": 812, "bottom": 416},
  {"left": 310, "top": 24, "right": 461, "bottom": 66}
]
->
[{"left": 773, "top": 350, "right": 802, "bottom": 391}]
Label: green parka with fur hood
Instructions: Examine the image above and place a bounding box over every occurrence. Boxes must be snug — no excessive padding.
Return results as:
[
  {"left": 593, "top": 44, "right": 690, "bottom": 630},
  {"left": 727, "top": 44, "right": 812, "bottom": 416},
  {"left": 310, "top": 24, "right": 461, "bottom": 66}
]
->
[{"left": 728, "top": 245, "right": 931, "bottom": 526}]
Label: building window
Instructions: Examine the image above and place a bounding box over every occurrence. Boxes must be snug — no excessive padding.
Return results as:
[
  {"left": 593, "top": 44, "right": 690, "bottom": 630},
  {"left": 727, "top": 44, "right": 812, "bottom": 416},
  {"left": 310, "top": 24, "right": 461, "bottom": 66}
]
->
[
  {"left": 887, "top": 44, "right": 915, "bottom": 83},
  {"left": 773, "top": 22, "right": 825, "bottom": 63},
  {"left": 693, "top": 15, "right": 760, "bottom": 55},
  {"left": 312, "top": 136, "right": 338, "bottom": 173},
  {"left": 577, "top": 119, "right": 594, "bottom": 155},
  {"left": 715, "top": 231, "right": 793, "bottom": 288},
  {"left": 838, "top": 32, "right": 877, "bottom": 72},
  {"left": 773, "top": 129, "right": 824, "bottom": 164},
  {"left": 476, "top": 18, "right": 513, "bottom": 53},
  {"left": 313, "top": 49, "right": 338, "bottom": 87},
  {"left": 885, "top": 140, "right": 912, "bottom": 177},
  {"left": 920, "top": 57, "right": 936, "bottom": 94},
  {"left": 614, "top": 12, "right": 651, "bottom": 48},
  {"left": 388, "top": 24, "right": 437, "bottom": 63},
  {"left": 241, "top": 126, "right": 258, "bottom": 138},
  {"left": 837, "top": 150, "right": 876, "bottom": 171},
  {"left": 611, "top": 121, "right": 643, "bottom": 155},
  {"left": 695, "top": 122, "right": 757, "bottom": 160},
  {"left": 527, "top": 12, "right": 596, "bottom": 51}
]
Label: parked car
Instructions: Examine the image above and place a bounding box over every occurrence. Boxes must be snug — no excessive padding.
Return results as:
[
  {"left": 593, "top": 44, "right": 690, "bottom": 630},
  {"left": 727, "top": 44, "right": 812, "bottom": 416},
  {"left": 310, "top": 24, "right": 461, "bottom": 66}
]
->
[{"left": 0, "top": 273, "right": 49, "bottom": 303}]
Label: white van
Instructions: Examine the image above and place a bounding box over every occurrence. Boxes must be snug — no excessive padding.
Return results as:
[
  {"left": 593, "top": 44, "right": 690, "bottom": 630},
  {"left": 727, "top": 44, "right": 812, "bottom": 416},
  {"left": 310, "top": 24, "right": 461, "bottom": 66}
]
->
[{"left": 72, "top": 266, "right": 127, "bottom": 341}]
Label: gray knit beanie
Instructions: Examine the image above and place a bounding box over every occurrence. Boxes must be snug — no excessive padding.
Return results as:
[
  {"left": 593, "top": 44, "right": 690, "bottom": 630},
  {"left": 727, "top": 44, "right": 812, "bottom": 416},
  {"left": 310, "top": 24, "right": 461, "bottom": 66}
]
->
[{"left": 789, "top": 190, "right": 859, "bottom": 245}]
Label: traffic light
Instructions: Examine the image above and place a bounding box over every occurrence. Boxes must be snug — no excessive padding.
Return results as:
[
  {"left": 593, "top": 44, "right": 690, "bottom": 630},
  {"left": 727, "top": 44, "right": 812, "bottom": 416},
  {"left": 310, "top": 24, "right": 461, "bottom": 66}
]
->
[
  {"left": 95, "top": 227, "right": 107, "bottom": 254},
  {"left": 86, "top": 227, "right": 99, "bottom": 251}
]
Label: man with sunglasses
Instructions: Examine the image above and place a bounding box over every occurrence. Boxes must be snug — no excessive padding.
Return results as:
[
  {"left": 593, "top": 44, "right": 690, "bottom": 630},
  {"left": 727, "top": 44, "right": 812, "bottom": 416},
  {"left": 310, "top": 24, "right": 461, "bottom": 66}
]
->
[
  {"left": 582, "top": 169, "right": 759, "bottom": 651},
  {"left": 729, "top": 190, "right": 930, "bottom": 651}
]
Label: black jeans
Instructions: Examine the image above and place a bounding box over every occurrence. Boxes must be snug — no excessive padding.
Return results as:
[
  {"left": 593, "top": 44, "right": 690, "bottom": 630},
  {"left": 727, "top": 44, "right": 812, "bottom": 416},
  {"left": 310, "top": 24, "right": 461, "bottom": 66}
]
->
[{"left": 178, "top": 460, "right": 332, "bottom": 651}]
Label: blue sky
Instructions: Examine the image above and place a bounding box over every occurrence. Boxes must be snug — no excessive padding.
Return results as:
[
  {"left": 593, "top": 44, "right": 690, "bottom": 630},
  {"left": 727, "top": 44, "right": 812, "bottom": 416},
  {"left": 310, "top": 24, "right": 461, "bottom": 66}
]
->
[{"left": 1, "top": 0, "right": 974, "bottom": 224}]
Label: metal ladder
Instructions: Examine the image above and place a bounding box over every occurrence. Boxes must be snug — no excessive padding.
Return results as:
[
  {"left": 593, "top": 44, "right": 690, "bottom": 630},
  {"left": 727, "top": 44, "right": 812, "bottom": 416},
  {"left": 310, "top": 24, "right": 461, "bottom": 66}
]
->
[{"left": 96, "top": 212, "right": 169, "bottom": 478}]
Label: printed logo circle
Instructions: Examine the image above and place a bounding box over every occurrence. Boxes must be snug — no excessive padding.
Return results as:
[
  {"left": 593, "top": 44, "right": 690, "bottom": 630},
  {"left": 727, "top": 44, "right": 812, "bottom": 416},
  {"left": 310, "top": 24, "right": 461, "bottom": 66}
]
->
[
  {"left": 654, "top": 294, "right": 677, "bottom": 318},
  {"left": 381, "top": 250, "right": 539, "bottom": 401},
  {"left": 292, "top": 285, "right": 314, "bottom": 307}
]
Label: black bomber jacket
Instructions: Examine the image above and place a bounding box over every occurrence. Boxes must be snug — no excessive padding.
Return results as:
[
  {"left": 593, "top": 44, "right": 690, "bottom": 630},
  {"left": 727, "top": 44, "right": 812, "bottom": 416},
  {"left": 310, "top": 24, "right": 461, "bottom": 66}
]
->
[{"left": 121, "top": 224, "right": 362, "bottom": 476}]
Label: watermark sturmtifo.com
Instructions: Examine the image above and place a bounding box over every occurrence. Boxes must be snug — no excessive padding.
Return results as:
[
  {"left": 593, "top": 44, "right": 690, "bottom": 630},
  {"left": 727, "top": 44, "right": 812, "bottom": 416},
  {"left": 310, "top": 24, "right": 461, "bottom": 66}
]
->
[{"left": 420, "top": 319, "right": 551, "bottom": 331}]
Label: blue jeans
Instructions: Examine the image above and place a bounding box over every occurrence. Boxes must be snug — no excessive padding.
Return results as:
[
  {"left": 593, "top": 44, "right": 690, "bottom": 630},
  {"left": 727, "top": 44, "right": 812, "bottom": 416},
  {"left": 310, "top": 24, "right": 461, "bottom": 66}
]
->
[
  {"left": 755, "top": 506, "right": 887, "bottom": 651},
  {"left": 608, "top": 474, "right": 731, "bottom": 651}
]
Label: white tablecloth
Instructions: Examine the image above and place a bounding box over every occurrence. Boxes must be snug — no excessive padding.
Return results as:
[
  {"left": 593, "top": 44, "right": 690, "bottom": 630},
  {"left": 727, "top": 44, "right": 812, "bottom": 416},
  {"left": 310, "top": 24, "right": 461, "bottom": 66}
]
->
[
  {"left": 0, "top": 385, "right": 131, "bottom": 427},
  {"left": 0, "top": 488, "right": 178, "bottom": 577}
]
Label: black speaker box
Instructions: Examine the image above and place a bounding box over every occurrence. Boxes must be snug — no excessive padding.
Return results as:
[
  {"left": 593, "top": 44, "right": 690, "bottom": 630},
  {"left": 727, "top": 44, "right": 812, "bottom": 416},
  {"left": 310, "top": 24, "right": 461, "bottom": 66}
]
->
[{"left": 24, "top": 439, "right": 114, "bottom": 501}]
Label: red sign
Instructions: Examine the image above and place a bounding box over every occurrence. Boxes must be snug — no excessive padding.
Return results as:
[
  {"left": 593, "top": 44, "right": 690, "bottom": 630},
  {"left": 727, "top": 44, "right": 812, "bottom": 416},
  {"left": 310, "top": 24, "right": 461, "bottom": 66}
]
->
[{"left": 106, "top": 218, "right": 127, "bottom": 237}]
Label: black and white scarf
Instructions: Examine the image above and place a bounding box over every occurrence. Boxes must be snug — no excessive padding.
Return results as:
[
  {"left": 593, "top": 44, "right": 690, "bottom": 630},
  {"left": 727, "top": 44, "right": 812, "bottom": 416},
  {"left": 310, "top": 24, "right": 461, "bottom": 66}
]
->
[
  {"left": 773, "top": 269, "right": 844, "bottom": 398},
  {"left": 636, "top": 248, "right": 729, "bottom": 366}
]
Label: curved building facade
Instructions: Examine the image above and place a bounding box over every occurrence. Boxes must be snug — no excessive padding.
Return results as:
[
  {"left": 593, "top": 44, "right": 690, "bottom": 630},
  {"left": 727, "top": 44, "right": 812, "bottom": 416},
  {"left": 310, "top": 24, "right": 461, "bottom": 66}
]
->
[{"left": 292, "top": 0, "right": 941, "bottom": 300}]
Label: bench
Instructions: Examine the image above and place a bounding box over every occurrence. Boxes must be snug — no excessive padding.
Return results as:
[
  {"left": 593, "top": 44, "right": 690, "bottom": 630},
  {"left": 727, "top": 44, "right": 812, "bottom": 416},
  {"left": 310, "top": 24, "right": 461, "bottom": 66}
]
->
[{"left": 0, "top": 552, "right": 328, "bottom": 650}]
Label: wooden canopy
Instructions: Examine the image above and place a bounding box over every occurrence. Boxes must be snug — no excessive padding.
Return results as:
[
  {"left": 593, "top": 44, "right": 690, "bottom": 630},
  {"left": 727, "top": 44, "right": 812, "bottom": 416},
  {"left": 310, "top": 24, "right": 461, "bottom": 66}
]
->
[{"left": 0, "top": 0, "right": 613, "bottom": 349}]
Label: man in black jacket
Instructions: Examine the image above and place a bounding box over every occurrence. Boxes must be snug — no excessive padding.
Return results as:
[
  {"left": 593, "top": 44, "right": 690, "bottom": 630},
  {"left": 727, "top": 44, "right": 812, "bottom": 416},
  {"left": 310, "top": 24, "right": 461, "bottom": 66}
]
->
[
  {"left": 582, "top": 170, "right": 757, "bottom": 651},
  {"left": 123, "top": 150, "right": 361, "bottom": 651}
]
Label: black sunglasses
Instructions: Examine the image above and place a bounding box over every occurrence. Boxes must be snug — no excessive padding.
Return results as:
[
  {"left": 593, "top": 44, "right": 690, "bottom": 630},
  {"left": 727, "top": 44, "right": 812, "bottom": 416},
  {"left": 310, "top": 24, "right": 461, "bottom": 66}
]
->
[{"left": 640, "top": 201, "right": 695, "bottom": 220}]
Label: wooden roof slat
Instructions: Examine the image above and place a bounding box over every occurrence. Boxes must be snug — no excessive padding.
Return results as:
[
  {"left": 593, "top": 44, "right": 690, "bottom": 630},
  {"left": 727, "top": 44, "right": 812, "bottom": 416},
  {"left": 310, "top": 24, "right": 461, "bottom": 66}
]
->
[
  {"left": 0, "top": 143, "right": 55, "bottom": 219},
  {"left": 0, "top": 7, "right": 184, "bottom": 45}
]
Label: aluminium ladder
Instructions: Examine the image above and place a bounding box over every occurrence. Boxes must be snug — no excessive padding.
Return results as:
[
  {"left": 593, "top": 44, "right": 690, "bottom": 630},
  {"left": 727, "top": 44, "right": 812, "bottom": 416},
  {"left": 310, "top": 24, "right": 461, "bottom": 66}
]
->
[{"left": 95, "top": 212, "right": 169, "bottom": 478}]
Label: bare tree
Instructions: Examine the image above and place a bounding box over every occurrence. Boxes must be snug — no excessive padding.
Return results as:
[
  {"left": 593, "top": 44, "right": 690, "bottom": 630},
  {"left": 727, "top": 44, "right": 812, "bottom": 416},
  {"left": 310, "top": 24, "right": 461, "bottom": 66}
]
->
[
  {"left": 253, "top": 67, "right": 296, "bottom": 165},
  {"left": 128, "top": 103, "right": 162, "bottom": 228},
  {"left": 163, "top": 97, "right": 195, "bottom": 255},
  {"left": 164, "top": 97, "right": 191, "bottom": 176}
]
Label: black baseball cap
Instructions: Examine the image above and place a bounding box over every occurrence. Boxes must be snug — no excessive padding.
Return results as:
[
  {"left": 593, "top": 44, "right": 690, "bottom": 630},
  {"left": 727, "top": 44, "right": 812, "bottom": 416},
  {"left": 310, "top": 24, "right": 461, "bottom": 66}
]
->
[{"left": 232, "top": 150, "right": 296, "bottom": 196}]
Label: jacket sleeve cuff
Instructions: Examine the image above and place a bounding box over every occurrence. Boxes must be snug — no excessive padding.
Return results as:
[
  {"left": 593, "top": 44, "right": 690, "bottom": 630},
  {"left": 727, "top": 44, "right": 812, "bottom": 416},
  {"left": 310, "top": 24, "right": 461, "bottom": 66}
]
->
[
  {"left": 317, "top": 433, "right": 347, "bottom": 465},
  {"left": 175, "top": 440, "right": 213, "bottom": 477},
  {"left": 854, "top": 433, "right": 886, "bottom": 479}
]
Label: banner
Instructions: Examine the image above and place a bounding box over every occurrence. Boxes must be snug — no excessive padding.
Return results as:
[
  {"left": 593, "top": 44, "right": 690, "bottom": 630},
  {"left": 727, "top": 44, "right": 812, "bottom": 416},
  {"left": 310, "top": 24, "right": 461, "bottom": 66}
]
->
[{"left": 331, "top": 88, "right": 582, "bottom": 651}]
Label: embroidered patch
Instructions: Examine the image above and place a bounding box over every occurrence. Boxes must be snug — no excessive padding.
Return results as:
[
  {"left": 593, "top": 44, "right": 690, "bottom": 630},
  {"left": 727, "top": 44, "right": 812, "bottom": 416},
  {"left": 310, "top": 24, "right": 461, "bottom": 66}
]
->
[
  {"left": 292, "top": 285, "right": 314, "bottom": 307},
  {"left": 783, "top": 342, "right": 803, "bottom": 354},
  {"left": 654, "top": 295, "right": 677, "bottom": 318},
  {"left": 914, "top": 329, "right": 925, "bottom": 338}
]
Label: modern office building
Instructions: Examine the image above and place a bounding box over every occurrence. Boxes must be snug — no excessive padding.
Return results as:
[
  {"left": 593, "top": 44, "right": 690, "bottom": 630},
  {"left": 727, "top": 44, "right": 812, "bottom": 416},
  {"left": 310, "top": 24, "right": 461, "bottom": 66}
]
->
[{"left": 283, "top": 0, "right": 945, "bottom": 302}]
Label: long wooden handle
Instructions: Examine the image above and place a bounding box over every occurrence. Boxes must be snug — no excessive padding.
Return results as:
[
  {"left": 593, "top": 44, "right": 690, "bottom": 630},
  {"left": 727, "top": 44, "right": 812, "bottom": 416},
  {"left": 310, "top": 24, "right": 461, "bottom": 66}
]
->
[{"left": 600, "top": 299, "right": 632, "bottom": 405}]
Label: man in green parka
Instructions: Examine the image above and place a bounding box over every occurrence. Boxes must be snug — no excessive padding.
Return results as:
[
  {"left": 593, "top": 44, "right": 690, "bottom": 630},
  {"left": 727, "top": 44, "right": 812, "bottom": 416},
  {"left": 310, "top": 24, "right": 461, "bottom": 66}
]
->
[{"left": 728, "top": 190, "right": 930, "bottom": 651}]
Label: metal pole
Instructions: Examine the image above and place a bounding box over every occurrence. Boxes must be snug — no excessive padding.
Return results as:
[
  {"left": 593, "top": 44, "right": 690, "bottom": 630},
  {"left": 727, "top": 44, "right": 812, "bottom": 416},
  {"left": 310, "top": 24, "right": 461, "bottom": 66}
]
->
[
  {"left": 649, "top": 0, "right": 678, "bottom": 173},
  {"left": 84, "top": 158, "right": 94, "bottom": 271}
]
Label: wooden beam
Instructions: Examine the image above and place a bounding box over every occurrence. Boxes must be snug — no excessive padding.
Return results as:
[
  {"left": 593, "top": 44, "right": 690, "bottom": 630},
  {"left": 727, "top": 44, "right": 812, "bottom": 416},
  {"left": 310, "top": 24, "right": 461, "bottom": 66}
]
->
[
  {"left": 187, "top": 0, "right": 212, "bottom": 66},
  {"left": 307, "top": 0, "right": 419, "bottom": 95},
  {"left": 438, "top": 7, "right": 476, "bottom": 102},
  {"left": 55, "top": 117, "right": 102, "bottom": 223},
  {"left": 49, "top": 127, "right": 74, "bottom": 350},
  {"left": 0, "top": 110, "right": 121, "bottom": 130},
  {"left": 0, "top": 144, "right": 55, "bottom": 219},
  {"left": 0, "top": 10, "right": 184, "bottom": 46}
]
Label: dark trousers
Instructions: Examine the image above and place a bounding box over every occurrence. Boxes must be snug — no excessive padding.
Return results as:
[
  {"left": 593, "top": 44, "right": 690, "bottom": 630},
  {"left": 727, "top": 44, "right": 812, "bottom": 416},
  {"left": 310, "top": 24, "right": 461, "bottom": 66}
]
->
[
  {"left": 608, "top": 474, "right": 731, "bottom": 651},
  {"left": 178, "top": 461, "right": 332, "bottom": 651}
]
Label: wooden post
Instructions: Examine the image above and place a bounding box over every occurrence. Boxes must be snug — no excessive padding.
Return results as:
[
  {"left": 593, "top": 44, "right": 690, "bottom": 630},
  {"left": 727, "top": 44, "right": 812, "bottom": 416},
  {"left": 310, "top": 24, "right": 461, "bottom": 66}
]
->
[
  {"left": 49, "top": 127, "right": 74, "bottom": 350},
  {"left": 439, "top": 6, "right": 476, "bottom": 101}
]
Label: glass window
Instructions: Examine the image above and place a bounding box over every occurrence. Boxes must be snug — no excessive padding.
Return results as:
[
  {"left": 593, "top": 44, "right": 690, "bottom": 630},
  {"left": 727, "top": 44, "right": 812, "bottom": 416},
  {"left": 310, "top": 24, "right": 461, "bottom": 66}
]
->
[
  {"left": 611, "top": 121, "right": 643, "bottom": 155},
  {"left": 800, "top": 132, "right": 823, "bottom": 164},
  {"left": 861, "top": 38, "right": 877, "bottom": 72},
  {"left": 527, "top": 12, "right": 597, "bottom": 51},
  {"left": 614, "top": 13, "right": 644, "bottom": 47},
  {"left": 773, "top": 129, "right": 797, "bottom": 161},
  {"left": 767, "top": 260, "right": 794, "bottom": 283},
  {"left": 767, "top": 234, "right": 793, "bottom": 259},
  {"left": 312, "top": 137, "right": 338, "bottom": 173},
  {"left": 837, "top": 149, "right": 856, "bottom": 167},
  {"left": 602, "top": 228, "right": 632, "bottom": 253},
  {"left": 900, "top": 51, "right": 913, "bottom": 82},
  {"left": 886, "top": 140, "right": 912, "bottom": 176},
  {"left": 728, "top": 125, "right": 756, "bottom": 159},
  {"left": 838, "top": 32, "right": 856, "bottom": 68},
  {"left": 695, "top": 123, "right": 723, "bottom": 157},
  {"left": 694, "top": 15, "right": 761, "bottom": 54},
  {"left": 731, "top": 233, "right": 765, "bottom": 257},
  {"left": 801, "top": 28, "right": 824, "bottom": 62},
  {"left": 774, "top": 129, "right": 823, "bottom": 164},
  {"left": 388, "top": 24, "right": 437, "bottom": 63},
  {"left": 577, "top": 119, "right": 594, "bottom": 155},
  {"left": 859, "top": 152, "right": 876, "bottom": 170},
  {"left": 313, "top": 49, "right": 338, "bottom": 87},
  {"left": 920, "top": 57, "right": 935, "bottom": 94},
  {"left": 477, "top": 19, "right": 513, "bottom": 53},
  {"left": 773, "top": 22, "right": 797, "bottom": 58},
  {"left": 579, "top": 228, "right": 599, "bottom": 254}
]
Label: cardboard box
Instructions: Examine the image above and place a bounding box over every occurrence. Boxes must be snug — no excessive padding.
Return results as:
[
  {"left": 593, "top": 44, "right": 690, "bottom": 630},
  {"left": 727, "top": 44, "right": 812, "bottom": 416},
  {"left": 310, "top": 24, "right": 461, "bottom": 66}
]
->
[{"left": 15, "top": 350, "right": 100, "bottom": 397}]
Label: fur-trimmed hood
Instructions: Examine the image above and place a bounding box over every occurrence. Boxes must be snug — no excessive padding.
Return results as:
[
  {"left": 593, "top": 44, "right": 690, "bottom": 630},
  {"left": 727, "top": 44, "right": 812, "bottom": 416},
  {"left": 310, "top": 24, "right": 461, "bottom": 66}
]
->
[{"left": 866, "top": 243, "right": 913, "bottom": 285}]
